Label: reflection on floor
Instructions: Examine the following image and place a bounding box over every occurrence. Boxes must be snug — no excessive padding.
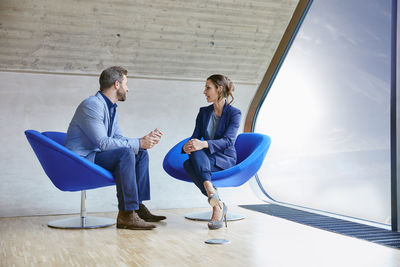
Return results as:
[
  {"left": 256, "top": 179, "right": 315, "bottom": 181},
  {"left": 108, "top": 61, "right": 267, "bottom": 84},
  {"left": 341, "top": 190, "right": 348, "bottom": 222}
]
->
[
  {"left": 1, "top": 205, "right": 400, "bottom": 266},
  {"left": 241, "top": 204, "right": 399, "bottom": 249}
]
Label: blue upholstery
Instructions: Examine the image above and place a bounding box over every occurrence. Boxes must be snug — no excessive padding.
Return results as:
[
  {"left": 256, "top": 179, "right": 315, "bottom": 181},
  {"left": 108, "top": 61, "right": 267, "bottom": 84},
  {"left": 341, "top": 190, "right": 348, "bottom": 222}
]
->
[
  {"left": 25, "top": 130, "right": 115, "bottom": 192},
  {"left": 163, "top": 133, "right": 271, "bottom": 187}
]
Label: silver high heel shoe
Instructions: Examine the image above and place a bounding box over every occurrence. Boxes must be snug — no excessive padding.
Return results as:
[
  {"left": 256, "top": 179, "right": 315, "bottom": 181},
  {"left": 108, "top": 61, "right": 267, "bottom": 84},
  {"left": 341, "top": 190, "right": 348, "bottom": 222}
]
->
[
  {"left": 208, "top": 202, "right": 227, "bottom": 230},
  {"left": 208, "top": 189, "right": 220, "bottom": 208}
]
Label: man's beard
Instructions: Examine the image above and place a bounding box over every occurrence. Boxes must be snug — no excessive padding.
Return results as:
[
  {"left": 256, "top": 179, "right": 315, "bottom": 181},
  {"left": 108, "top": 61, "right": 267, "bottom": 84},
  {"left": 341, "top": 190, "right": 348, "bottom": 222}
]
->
[{"left": 117, "top": 88, "right": 126, "bottom": 101}]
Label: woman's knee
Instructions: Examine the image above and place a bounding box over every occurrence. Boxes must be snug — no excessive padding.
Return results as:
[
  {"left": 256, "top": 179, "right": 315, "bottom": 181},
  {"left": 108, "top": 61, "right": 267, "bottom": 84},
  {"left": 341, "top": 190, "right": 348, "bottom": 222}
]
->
[
  {"left": 188, "top": 150, "right": 203, "bottom": 163},
  {"left": 189, "top": 150, "right": 200, "bottom": 157},
  {"left": 183, "top": 159, "right": 193, "bottom": 172},
  {"left": 190, "top": 149, "right": 209, "bottom": 160}
]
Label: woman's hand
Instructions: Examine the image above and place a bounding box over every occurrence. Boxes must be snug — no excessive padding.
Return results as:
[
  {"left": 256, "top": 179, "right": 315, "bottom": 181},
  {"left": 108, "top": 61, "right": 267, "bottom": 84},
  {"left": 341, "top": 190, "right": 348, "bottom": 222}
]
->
[{"left": 183, "top": 139, "right": 208, "bottom": 154}]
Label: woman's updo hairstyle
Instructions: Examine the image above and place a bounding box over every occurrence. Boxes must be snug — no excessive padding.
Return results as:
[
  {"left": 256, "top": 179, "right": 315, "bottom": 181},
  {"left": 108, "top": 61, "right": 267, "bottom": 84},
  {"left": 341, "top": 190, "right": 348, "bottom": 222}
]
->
[{"left": 207, "top": 74, "right": 235, "bottom": 105}]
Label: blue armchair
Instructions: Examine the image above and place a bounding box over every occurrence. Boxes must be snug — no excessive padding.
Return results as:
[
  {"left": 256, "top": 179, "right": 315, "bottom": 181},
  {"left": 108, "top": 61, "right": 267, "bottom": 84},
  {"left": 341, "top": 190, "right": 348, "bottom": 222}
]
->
[
  {"left": 163, "top": 132, "right": 271, "bottom": 221},
  {"left": 25, "top": 130, "right": 116, "bottom": 229}
]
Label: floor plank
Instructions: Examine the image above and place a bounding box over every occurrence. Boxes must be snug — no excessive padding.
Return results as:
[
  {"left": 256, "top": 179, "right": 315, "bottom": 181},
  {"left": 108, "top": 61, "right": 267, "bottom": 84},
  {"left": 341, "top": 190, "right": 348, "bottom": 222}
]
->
[{"left": 1, "top": 205, "right": 400, "bottom": 267}]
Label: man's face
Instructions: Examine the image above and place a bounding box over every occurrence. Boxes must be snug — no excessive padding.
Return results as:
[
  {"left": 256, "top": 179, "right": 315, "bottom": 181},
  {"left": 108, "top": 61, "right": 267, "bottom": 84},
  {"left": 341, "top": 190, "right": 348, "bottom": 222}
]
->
[{"left": 117, "top": 75, "right": 129, "bottom": 102}]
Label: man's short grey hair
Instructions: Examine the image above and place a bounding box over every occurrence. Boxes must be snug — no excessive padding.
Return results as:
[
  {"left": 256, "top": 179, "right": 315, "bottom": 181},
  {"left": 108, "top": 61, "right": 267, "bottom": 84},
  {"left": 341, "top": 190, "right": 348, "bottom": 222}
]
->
[{"left": 99, "top": 66, "right": 128, "bottom": 91}]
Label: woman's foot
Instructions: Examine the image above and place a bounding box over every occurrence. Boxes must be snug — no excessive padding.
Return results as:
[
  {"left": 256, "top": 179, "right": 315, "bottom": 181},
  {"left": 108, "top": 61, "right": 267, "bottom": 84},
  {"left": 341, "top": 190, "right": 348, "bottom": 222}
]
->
[
  {"left": 208, "top": 201, "right": 228, "bottom": 230},
  {"left": 210, "top": 201, "right": 223, "bottom": 222},
  {"left": 204, "top": 181, "right": 219, "bottom": 207},
  {"left": 208, "top": 190, "right": 220, "bottom": 207}
]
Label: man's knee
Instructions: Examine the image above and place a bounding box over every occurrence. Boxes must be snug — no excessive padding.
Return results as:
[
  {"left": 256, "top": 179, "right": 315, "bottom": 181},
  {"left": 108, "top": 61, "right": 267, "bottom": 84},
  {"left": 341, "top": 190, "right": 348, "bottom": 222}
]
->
[
  {"left": 119, "top": 147, "right": 136, "bottom": 162},
  {"left": 137, "top": 149, "right": 149, "bottom": 162},
  {"left": 138, "top": 149, "right": 148, "bottom": 157}
]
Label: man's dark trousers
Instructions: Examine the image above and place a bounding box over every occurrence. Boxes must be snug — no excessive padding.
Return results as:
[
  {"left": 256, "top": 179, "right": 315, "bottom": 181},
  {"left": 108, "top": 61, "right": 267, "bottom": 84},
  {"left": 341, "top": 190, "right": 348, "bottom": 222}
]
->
[{"left": 95, "top": 147, "right": 150, "bottom": 211}]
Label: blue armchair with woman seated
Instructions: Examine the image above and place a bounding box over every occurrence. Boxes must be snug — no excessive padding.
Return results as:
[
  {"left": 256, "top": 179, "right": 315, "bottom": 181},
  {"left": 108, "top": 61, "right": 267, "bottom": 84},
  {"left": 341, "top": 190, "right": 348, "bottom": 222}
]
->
[{"left": 181, "top": 74, "right": 241, "bottom": 230}]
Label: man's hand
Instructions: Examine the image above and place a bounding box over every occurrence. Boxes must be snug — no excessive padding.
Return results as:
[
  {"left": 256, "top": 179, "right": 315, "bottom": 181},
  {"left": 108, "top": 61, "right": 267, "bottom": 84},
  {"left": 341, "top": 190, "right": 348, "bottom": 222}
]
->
[
  {"left": 183, "top": 138, "right": 208, "bottom": 154},
  {"left": 140, "top": 128, "right": 163, "bottom": 149},
  {"left": 150, "top": 128, "right": 163, "bottom": 144}
]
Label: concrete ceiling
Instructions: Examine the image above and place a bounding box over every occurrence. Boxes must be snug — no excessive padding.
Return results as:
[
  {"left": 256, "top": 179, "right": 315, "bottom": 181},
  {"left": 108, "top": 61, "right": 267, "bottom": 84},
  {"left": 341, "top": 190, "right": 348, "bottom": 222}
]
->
[{"left": 0, "top": 0, "right": 299, "bottom": 83}]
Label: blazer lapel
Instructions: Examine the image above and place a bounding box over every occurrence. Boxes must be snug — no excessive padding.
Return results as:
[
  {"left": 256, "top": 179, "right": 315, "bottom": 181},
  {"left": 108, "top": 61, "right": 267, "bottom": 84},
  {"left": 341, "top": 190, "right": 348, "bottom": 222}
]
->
[
  {"left": 203, "top": 105, "right": 213, "bottom": 137},
  {"left": 214, "top": 101, "right": 228, "bottom": 138},
  {"left": 112, "top": 110, "right": 118, "bottom": 135},
  {"left": 95, "top": 92, "right": 111, "bottom": 127}
]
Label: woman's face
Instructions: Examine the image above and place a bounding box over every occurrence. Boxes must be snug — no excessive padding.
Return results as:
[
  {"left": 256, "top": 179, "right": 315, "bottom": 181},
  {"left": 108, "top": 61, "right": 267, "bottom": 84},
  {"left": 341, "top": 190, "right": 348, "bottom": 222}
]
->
[{"left": 203, "top": 79, "right": 219, "bottom": 103}]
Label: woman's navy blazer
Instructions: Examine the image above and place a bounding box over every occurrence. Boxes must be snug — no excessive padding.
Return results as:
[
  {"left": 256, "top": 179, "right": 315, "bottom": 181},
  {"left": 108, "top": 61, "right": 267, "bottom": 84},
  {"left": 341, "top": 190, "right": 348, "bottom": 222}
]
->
[{"left": 190, "top": 102, "right": 242, "bottom": 170}]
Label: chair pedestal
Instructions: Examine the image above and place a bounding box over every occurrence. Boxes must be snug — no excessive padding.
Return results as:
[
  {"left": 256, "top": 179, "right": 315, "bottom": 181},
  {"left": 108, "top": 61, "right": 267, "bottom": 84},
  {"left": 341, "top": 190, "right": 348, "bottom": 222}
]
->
[
  {"left": 184, "top": 211, "right": 245, "bottom": 221},
  {"left": 48, "top": 216, "right": 115, "bottom": 229},
  {"left": 47, "top": 191, "right": 115, "bottom": 229}
]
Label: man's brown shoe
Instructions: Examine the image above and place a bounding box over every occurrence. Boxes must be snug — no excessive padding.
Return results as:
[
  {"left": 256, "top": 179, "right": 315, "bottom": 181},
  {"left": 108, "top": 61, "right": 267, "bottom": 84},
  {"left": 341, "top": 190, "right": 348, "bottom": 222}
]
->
[
  {"left": 116, "top": 210, "right": 156, "bottom": 230},
  {"left": 137, "top": 204, "right": 167, "bottom": 222}
]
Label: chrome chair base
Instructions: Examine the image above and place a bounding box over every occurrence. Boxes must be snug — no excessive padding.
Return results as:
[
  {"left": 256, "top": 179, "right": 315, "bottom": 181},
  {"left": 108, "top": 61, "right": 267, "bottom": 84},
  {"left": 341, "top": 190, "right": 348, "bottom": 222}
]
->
[
  {"left": 184, "top": 211, "right": 245, "bottom": 221},
  {"left": 48, "top": 216, "right": 115, "bottom": 229}
]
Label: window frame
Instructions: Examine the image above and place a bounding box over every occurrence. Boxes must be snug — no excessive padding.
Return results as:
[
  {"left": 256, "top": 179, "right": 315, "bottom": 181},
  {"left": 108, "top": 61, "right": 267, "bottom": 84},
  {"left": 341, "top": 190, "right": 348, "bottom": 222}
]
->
[{"left": 245, "top": 0, "right": 398, "bottom": 231}]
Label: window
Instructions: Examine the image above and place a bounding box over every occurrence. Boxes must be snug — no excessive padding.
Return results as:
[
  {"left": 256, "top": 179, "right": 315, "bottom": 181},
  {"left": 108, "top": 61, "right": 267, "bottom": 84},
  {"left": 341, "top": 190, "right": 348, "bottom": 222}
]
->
[{"left": 254, "top": 0, "right": 391, "bottom": 224}]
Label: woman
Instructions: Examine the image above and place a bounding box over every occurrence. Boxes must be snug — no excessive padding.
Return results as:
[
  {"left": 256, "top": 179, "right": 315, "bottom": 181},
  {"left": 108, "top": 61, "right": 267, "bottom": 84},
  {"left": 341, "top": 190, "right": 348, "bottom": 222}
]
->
[{"left": 183, "top": 74, "right": 241, "bottom": 230}]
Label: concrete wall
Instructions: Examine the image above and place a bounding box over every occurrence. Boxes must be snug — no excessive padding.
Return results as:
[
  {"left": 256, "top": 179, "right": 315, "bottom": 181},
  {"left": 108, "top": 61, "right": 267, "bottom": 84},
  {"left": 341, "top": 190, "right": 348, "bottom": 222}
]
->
[
  {"left": 0, "top": 0, "right": 298, "bottom": 83},
  {"left": 0, "top": 0, "right": 299, "bottom": 217},
  {"left": 0, "top": 71, "right": 260, "bottom": 217}
]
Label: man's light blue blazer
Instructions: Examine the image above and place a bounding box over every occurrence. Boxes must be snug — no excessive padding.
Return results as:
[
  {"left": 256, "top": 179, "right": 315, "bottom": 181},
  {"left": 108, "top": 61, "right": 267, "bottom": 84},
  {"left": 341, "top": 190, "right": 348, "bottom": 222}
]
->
[{"left": 65, "top": 92, "right": 140, "bottom": 162}]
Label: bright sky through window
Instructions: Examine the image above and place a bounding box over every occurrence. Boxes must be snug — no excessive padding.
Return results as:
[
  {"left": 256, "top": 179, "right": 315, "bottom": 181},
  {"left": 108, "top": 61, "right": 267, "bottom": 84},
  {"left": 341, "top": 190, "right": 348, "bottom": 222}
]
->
[{"left": 255, "top": 0, "right": 391, "bottom": 224}]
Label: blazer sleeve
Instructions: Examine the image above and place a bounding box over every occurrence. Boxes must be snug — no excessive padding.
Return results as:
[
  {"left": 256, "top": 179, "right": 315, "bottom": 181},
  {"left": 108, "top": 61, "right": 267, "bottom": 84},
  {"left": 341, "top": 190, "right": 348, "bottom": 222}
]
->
[
  {"left": 181, "top": 108, "right": 203, "bottom": 154},
  {"left": 190, "top": 108, "right": 203, "bottom": 140},
  {"left": 207, "top": 108, "right": 241, "bottom": 154},
  {"left": 113, "top": 120, "right": 140, "bottom": 154},
  {"left": 77, "top": 100, "right": 140, "bottom": 154}
]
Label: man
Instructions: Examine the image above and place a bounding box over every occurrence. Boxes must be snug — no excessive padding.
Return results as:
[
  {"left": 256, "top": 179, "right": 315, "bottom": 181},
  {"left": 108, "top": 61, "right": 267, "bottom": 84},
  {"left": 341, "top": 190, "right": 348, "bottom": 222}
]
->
[{"left": 65, "top": 66, "right": 166, "bottom": 230}]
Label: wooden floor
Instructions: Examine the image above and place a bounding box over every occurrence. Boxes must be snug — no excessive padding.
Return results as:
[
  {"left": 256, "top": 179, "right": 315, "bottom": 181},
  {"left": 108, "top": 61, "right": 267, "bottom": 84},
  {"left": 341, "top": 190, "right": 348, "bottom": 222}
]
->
[{"left": 2, "top": 205, "right": 400, "bottom": 267}]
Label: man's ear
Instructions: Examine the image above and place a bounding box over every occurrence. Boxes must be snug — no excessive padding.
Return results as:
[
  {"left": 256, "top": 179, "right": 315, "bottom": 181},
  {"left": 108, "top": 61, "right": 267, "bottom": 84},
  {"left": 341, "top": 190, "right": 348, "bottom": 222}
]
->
[{"left": 114, "top": 80, "right": 120, "bottom": 89}]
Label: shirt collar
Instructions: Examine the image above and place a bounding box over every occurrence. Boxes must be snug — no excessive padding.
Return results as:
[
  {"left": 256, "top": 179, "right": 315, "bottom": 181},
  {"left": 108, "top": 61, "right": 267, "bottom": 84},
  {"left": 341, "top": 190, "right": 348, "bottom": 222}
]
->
[{"left": 99, "top": 91, "right": 118, "bottom": 110}]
